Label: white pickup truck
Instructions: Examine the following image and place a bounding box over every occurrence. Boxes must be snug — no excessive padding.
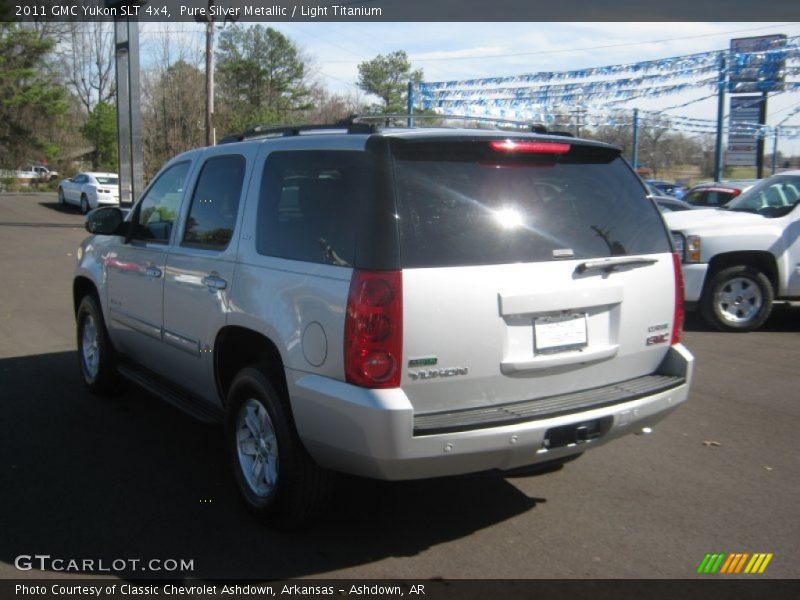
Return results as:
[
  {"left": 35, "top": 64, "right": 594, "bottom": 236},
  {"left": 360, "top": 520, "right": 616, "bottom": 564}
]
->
[
  {"left": 665, "top": 170, "right": 800, "bottom": 331},
  {"left": 27, "top": 164, "right": 59, "bottom": 181},
  {"left": 0, "top": 165, "right": 59, "bottom": 183}
]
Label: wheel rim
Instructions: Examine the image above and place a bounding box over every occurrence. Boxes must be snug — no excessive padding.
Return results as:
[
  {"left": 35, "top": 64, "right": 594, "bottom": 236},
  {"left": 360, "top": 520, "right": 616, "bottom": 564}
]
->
[
  {"left": 81, "top": 314, "right": 100, "bottom": 380},
  {"left": 235, "top": 399, "right": 279, "bottom": 498},
  {"left": 714, "top": 276, "right": 762, "bottom": 324}
]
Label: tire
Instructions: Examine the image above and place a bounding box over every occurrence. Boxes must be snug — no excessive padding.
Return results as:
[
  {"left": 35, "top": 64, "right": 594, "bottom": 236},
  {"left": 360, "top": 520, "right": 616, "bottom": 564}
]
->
[
  {"left": 58, "top": 188, "right": 65, "bottom": 206},
  {"left": 700, "top": 265, "right": 774, "bottom": 332},
  {"left": 80, "top": 194, "right": 89, "bottom": 214},
  {"left": 76, "top": 294, "right": 121, "bottom": 395},
  {"left": 226, "top": 367, "right": 333, "bottom": 528}
]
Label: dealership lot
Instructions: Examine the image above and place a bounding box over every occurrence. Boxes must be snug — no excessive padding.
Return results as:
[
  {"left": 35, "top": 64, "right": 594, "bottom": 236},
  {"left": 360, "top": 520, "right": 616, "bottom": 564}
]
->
[{"left": 1, "top": 193, "right": 798, "bottom": 579}]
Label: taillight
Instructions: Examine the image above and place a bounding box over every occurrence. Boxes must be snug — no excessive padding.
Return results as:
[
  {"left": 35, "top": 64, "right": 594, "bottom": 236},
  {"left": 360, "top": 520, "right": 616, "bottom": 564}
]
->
[
  {"left": 671, "top": 252, "right": 685, "bottom": 345},
  {"left": 489, "top": 140, "right": 571, "bottom": 154},
  {"left": 345, "top": 270, "right": 402, "bottom": 388}
]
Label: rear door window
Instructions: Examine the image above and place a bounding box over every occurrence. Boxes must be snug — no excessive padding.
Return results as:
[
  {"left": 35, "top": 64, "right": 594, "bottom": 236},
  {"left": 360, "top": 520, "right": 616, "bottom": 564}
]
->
[
  {"left": 182, "top": 155, "right": 245, "bottom": 250},
  {"left": 391, "top": 140, "right": 671, "bottom": 268},
  {"left": 257, "top": 151, "right": 368, "bottom": 266}
]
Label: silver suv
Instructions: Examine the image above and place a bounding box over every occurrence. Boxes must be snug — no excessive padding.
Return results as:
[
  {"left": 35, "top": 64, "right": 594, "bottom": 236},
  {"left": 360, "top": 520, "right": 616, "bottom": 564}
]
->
[{"left": 74, "top": 123, "right": 694, "bottom": 526}]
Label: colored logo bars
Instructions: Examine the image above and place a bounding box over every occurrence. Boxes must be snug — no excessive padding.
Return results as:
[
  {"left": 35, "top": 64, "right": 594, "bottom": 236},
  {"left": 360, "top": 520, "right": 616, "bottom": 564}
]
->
[{"left": 697, "top": 553, "right": 773, "bottom": 574}]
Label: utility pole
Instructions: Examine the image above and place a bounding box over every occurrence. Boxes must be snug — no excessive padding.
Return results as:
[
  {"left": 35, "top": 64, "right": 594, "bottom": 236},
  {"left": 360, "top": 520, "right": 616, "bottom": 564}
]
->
[
  {"left": 771, "top": 126, "right": 779, "bottom": 175},
  {"left": 205, "top": 0, "right": 215, "bottom": 146},
  {"left": 755, "top": 91, "right": 768, "bottom": 179},
  {"left": 571, "top": 107, "right": 586, "bottom": 137},
  {"left": 714, "top": 55, "right": 726, "bottom": 182},
  {"left": 406, "top": 81, "right": 414, "bottom": 128}
]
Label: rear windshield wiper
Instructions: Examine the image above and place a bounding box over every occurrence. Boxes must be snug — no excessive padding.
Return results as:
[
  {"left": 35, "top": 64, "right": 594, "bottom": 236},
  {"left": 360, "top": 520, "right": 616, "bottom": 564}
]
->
[{"left": 576, "top": 256, "right": 658, "bottom": 274}]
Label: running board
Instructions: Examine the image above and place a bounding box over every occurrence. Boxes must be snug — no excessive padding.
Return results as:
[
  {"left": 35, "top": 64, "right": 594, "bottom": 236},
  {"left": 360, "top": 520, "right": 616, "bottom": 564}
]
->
[{"left": 117, "top": 362, "right": 224, "bottom": 424}]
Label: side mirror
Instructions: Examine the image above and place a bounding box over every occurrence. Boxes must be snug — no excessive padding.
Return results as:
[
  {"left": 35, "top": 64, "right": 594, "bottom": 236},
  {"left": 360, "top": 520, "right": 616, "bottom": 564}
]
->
[{"left": 85, "top": 207, "right": 127, "bottom": 236}]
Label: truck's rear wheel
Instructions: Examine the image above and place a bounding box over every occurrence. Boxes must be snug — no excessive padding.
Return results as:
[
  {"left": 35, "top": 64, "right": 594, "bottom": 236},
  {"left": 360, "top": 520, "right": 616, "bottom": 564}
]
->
[
  {"left": 700, "top": 265, "right": 773, "bottom": 332},
  {"left": 226, "top": 367, "right": 333, "bottom": 528}
]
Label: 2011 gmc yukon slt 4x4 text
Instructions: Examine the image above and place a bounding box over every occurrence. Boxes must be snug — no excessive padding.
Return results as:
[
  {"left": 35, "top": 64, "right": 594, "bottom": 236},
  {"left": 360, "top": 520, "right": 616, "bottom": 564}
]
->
[{"left": 74, "top": 123, "right": 694, "bottom": 526}]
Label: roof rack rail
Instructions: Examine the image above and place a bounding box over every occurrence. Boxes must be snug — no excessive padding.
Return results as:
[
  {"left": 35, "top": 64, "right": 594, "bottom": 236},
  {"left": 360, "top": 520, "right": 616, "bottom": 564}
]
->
[
  {"left": 353, "top": 113, "right": 551, "bottom": 133},
  {"left": 217, "top": 114, "right": 577, "bottom": 144},
  {"left": 218, "top": 118, "right": 376, "bottom": 144}
]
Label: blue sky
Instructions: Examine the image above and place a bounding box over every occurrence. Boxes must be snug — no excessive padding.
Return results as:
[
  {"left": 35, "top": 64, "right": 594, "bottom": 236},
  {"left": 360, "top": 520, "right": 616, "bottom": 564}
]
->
[{"left": 139, "top": 21, "right": 800, "bottom": 155}]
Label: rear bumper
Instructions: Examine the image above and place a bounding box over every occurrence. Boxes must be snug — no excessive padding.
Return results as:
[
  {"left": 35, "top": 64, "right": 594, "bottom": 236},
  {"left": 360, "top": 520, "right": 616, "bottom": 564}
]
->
[{"left": 288, "top": 344, "right": 694, "bottom": 480}]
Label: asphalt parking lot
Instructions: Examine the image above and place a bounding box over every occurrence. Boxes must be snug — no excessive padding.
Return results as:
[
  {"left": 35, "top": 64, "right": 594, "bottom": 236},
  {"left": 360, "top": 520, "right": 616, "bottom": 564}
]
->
[{"left": 1, "top": 192, "right": 798, "bottom": 580}]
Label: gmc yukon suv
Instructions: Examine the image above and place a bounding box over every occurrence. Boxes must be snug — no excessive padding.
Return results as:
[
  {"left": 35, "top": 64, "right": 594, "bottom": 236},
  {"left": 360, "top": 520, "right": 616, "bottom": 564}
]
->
[{"left": 74, "top": 123, "right": 693, "bottom": 526}]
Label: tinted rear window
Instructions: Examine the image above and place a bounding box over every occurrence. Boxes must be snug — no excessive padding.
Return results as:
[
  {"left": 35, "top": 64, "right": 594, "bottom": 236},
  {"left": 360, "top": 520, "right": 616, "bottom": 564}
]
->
[{"left": 391, "top": 140, "right": 671, "bottom": 268}]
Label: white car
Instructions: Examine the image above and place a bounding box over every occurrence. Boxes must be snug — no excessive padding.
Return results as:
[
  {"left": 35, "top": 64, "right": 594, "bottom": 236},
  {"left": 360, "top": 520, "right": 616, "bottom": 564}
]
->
[{"left": 58, "top": 172, "right": 120, "bottom": 213}]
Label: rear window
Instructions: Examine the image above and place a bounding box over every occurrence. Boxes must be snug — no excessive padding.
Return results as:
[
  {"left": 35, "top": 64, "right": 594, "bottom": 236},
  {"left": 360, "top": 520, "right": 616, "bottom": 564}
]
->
[
  {"left": 95, "top": 176, "right": 118, "bottom": 185},
  {"left": 391, "top": 140, "right": 671, "bottom": 268}
]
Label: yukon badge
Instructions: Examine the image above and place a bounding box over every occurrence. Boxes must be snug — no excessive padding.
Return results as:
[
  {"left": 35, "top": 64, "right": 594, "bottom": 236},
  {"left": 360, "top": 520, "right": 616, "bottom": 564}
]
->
[{"left": 409, "top": 367, "right": 469, "bottom": 381}]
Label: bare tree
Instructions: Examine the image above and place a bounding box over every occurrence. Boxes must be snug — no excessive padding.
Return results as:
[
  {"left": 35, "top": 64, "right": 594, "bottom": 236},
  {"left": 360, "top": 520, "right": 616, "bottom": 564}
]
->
[
  {"left": 300, "top": 85, "right": 365, "bottom": 124},
  {"left": 141, "top": 25, "right": 206, "bottom": 177},
  {"left": 60, "top": 22, "right": 116, "bottom": 115}
]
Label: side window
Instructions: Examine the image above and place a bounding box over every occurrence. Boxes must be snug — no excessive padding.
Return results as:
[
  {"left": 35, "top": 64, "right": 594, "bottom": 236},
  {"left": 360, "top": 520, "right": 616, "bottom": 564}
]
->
[
  {"left": 182, "top": 155, "right": 246, "bottom": 250},
  {"left": 74, "top": 174, "right": 87, "bottom": 184},
  {"left": 257, "top": 151, "right": 367, "bottom": 266},
  {"left": 132, "top": 161, "right": 190, "bottom": 243}
]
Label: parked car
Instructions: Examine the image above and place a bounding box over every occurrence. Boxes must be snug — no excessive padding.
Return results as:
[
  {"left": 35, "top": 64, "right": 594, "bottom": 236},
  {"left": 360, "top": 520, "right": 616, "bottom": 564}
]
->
[
  {"left": 666, "top": 171, "right": 800, "bottom": 331},
  {"left": 646, "top": 180, "right": 686, "bottom": 199},
  {"left": 74, "top": 123, "right": 693, "bottom": 526},
  {"left": 58, "top": 172, "right": 119, "bottom": 214},
  {"left": 683, "top": 180, "right": 758, "bottom": 208},
  {"left": 653, "top": 195, "right": 695, "bottom": 213}
]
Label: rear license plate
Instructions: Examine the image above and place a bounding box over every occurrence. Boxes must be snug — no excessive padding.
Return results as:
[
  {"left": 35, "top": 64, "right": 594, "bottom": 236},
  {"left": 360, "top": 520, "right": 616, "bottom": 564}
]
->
[{"left": 534, "top": 312, "right": 587, "bottom": 354}]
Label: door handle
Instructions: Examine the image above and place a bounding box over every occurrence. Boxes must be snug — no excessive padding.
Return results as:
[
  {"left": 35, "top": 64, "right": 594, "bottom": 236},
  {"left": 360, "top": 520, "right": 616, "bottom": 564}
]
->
[
  {"left": 145, "top": 266, "right": 162, "bottom": 279},
  {"left": 202, "top": 274, "right": 228, "bottom": 290}
]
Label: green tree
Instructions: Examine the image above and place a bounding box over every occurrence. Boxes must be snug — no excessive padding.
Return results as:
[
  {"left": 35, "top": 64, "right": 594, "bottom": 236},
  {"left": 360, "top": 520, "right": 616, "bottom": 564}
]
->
[
  {"left": 0, "top": 23, "right": 68, "bottom": 166},
  {"left": 216, "top": 25, "right": 311, "bottom": 132},
  {"left": 357, "top": 51, "right": 423, "bottom": 113},
  {"left": 83, "top": 101, "right": 118, "bottom": 171}
]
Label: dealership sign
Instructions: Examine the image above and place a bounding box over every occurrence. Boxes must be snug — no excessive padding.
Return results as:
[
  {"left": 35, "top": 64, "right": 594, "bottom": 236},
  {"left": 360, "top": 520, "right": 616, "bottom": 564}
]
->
[
  {"left": 729, "top": 35, "right": 787, "bottom": 94},
  {"left": 727, "top": 96, "right": 761, "bottom": 167}
]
